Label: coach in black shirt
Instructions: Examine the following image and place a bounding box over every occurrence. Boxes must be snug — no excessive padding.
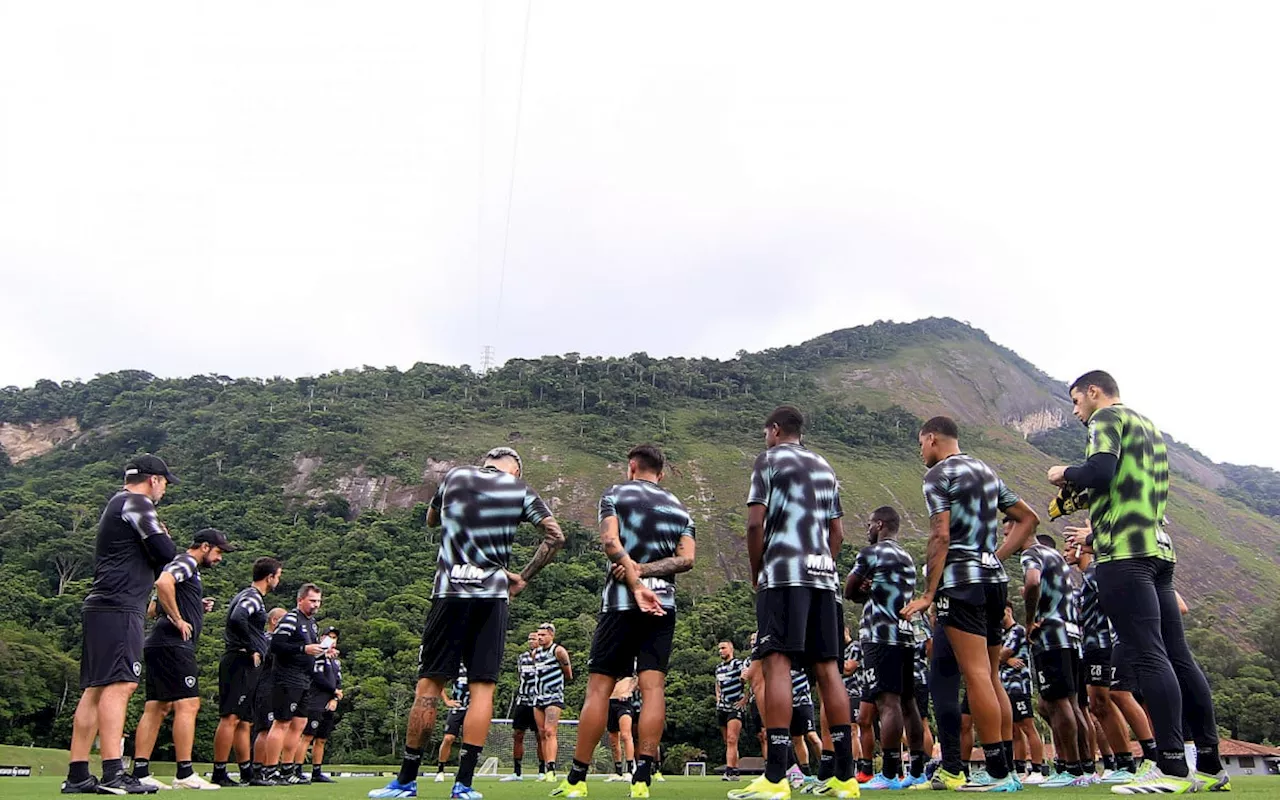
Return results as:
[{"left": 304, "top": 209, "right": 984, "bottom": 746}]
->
[
  {"left": 258, "top": 583, "right": 325, "bottom": 785},
  {"left": 65, "top": 454, "right": 178, "bottom": 795}
]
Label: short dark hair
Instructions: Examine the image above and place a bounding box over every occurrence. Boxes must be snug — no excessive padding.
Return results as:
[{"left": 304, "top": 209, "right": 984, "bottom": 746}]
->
[
  {"left": 920, "top": 416, "right": 959, "bottom": 439},
  {"left": 1069, "top": 370, "right": 1120, "bottom": 398},
  {"left": 253, "top": 557, "right": 283, "bottom": 582},
  {"left": 297, "top": 582, "right": 322, "bottom": 601},
  {"left": 1036, "top": 533, "right": 1058, "bottom": 548},
  {"left": 124, "top": 473, "right": 153, "bottom": 486},
  {"left": 766, "top": 405, "right": 804, "bottom": 436},
  {"left": 628, "top": 444, "right": 665, "bottom": 473},
  {"left": 871, "top": 506, "right": 900, "bottom": 533},
  {"left": 1005, "top": 599, "right": 1015, "bottom": 611}
]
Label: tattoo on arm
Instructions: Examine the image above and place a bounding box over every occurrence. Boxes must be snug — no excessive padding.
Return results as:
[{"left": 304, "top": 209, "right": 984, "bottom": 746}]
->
[
  {"left": 519, "top": 517, "right": 565, "bottom": 582},
  {"left": 636, "top": 555, "right": 694, "bottom": 578}
]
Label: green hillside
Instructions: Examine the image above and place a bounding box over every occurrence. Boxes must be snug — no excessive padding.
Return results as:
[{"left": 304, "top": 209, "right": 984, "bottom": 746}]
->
[{"left": 4, "top": 317, "right": 1280, "bottom": 759}]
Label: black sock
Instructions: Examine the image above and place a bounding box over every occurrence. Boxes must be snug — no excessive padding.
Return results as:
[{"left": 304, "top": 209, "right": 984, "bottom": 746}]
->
[
  {"left": 1102, "top": 753, "right": 1116, "bottom": 771},
  {"left": 69, "top": 762, "right": 91, "bottom": 783},
  {"left": 633, "top": 755, "right": 654, "bottom": 786},
  {"left": 437, "top": 763, "right": 446, "bottom": 774},
  {"left": 1037, "top": 762, "right": 1048, "bottom": 775},
  {"left": 1117, "top": 752, "right": 1135, "bottom": 772},
  {"left": 280, "top": 762, "right": 292, "bottom": 779},
  {"left": 397, "top": 747, "right": 423, "bottom": 785},
  {"left": 1083, "top": 759, "right": 1096, "bottom": 775},
  {"left": 513, "top": 757, "right": 523, "bottom": 776},
  {"left": 548, "top": 761, "right": 558, "bottom": 774},
  {"left": 295, "top": 764, "right": 304, "bottom": 779},
  {"left": 1054, "top": 758, "right": 1066, "bottom": 774},
  {"left": 251, "top": 762, "right": 264, "bottom": 780},
  {"left": 858, "top": 758, "right": 875, "bottom": 776},
  {"left": 213, "top": 762, "right": 228, "bottom": 778},
  {"left": 910, "top": 751, "right": 927, "bottom": 779},
  {"left": 1067, "top": 762, "right": 1084, "bottom": 777},
  {"left": 177, "top": 762, "right": 194, "bottom": 780},
  {"left": 832, "top": 725, "right": 854, "bottom": 782},
  {"left": 984, "top": 744, "right": 1009, "bottom": 780},
  {"left": 568, "top": 759, "right": 590, "bottom": 785},
  {"left": 818, "top": 750, "right": 835, "bottom": 781},
  {"left": 1140, "top": 739, "right": 1159, "bottom": 763},
  {"left": 1002, "top": 741, "right": 1014, "bottom": 776},
  {"left": 457, "top": 744, "right": 483, "bottom": 788},
  {"left": 883, "top": 751, "right": 903, "bottom": 780},
  {"left": 614, "top": 761, "right": 624, "bottom": 776},
  {"left": 132, "top": 758, "right": 150, "bottom": 780},
  {"left": 312, "top": 764, "right": 323, "bottom": 776},
  {"left": 1197, "top": 744, "right": 1223, "bottom": 775},
  {"left": 539, "top": 761, "right": 547, "bottom": 774},
  {"left": 103, "top": 759, "right": 123, "bottom": 782},
  {"left": 237, "top": 760, "right": 252, "bottom": 780},
  {"left": 765, "top": 729, "right": 790, "bottom": 784},
  {"left": 1158, "top": 750, "right": 1190, "bottom": 778}
]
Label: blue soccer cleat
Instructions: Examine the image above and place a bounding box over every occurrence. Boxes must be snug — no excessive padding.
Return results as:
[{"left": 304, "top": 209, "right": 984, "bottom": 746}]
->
[{"left": 368, "top": 779, "right": 417, "bottom": 798}]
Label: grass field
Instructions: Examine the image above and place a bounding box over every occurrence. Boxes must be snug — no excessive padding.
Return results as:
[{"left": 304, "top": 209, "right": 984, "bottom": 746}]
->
[{"left": 1, "top": 774, "right": 1277, "bottom": 799}]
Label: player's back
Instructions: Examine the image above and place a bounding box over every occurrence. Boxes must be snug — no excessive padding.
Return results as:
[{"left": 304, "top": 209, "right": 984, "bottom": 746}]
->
[
  {"left": 1020, "top": 544, "right": 1078, "bottom": 650},
  {"left": 748, "top": 443, "right": 843, "bottom": 591},
  {"left": 85, "top": 491, "right": 164, "bottom": 613},
  {"left": 923, "top": 453, "right": 1019, "bottom": 588}
]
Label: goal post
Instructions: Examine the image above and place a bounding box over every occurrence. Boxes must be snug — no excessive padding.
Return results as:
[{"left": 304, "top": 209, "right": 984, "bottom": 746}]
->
[{"left": 479, "top": 718, "right": 613, "bottom": 776}]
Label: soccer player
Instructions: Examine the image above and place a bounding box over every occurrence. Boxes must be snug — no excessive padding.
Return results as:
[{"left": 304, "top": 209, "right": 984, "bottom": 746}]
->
[
  {"left": 259, "top": 583, "right": 326, "bottom": 785},
  {"left": 1052, "top": 370, "right": 1225, "bottom": 793},
  {"left": 370, "top": 446, "right": 564, "bottom": 800},
  {"left": 300, "top": 627, "right": 343, "bottom": 783},
  {"left": 435, "top": 664, "right": 471, "bottom": 783},
  {"left": 729, "top": 405, "right": 858, "bottom": 800},
  {"left": 548, "top": 443, "right": 688, "bottom": 800},
  {"left": 605, "top": 674, "right": 639, "bottom": 782},
  {"left": 900, "top": 416, "right": 1039, "bottom": 792},
  {"left": 715, "top": 642, "right": 747, "bottom": 782},
  {"left": 1021, "top": 532, "right": 1092, "bottom": 787},
  {"left": 64, "top": 454, "right": 178, "bottom": 795},
  {"left": 501, "top": 633, "right": 542, "bottom": 782},
  {"left": 845, "top": 506, "right": 925, "bottom": 789},
  {"left": 535, "top": 622, "right": 574, "bottom": 781},
  {"left": 132, "top": 529, "right": 233, "bottom": 791},
  {"left": 212, "top": 556, "right": 282, "bottom": 787},
  {"left": 786, "top": 667, "right": 822, "bottom": 790},
  {"left": 997, "top": 602, "right": 1045, "bottom": 784},
  {"left": 249, "top": 607, "right": 287, "bottom": 784}
]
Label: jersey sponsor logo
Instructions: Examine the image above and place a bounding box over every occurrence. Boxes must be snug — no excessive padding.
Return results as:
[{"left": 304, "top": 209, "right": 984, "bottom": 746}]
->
[
  {"left": 1155, "top": 528, "right": 1173, "bottom": 550},
  {"left": 897, "top": 618, "right": 915, "bottom": 634},
  {"left": 980, "top": 552, "right": 1001, "bottom": 569},
  {"left": 449, "top": 563, "right": 487, "bottom": 585},
  {"left": 804, "top": 554, "right": 836, "bottom": 576},
  {"left": 641, "top": 576, "right": 672, "bottom": 591},
  {"left": 185, "top": 676, "right": 196, "bottom": 688}
]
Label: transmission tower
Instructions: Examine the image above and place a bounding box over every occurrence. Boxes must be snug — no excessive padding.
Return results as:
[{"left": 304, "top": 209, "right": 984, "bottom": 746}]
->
[{"left": 480, "top": 345, "right": 495, "bottom": 375}]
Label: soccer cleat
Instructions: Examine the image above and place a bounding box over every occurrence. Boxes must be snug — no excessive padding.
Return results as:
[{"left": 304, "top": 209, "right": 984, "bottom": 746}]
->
[
  {"left": 538, "top": 774, "right": 548, "bottom": 782},
  {"left": 899, "top": 775, "right": 928, "bottom": 789},
  {"left": 957, "top": 775, "right": 1020, "bottom": 793},
  {"left": 450, "top": 783, "right": 484, "bottom": 800},
  {"left": 1071, "top": 773, "right": 1100, "bottom": 787},
  {"left": 311, "top": 773, "right": 336, "bottom": 784},
  {"left": 1038, "top": 771, "right": 1080, "bottom": 788},
  {"left": 98, "top": 774, "right": 158, "bottom": 795},
  {"left": 1021, "top": 773, "right": 1046, "bottom": 786},
  {"left": 368, "top": 778, "right": 417, "bottom": 798},
  {"left": 855, "top": 772, "right": 874, "bottom": 785},
  {"left": 968, "top": 768, "right": 991, "bottom": 785},
  {"left": 500, "top": 774, "right": 524, "bottom": 782},
  {"left": 924, "top": 760, "right": 941, "bottom": 781},
  {"left": 548, "top": 779, "right": 587, "bottom": 797},
  {"left": 728, "top": 775, "right": 791, "bottom": 799},
  {"left": 545, "top": 771, "right": 558, "bottom": 782},
  {"left": 788, "top": 768, "right": 807, "bottom": 790},
  {"left": 631, "top": 783, "right": 650, "bottom": 799},
  {"left": 172, "top": 774, "right": 221, "bottom": 791},
  {"left": 283, "top": 774, "right": 306, "bottom": 785},
  {"left": 210, "top": 775, "right": 240, "bottom": 789},
  {"left": 1102, "top": 769, "right": 1135, "bottom": 785},
  {"left": 909, "top": 769, "right": 967, "bottom": 791},
  {"left": 61, "top": 776, "right": 102, "bottom": 794},
  {"left": 1195, "top": 772, "right": 1231, "bottom": 792},
  {"left": 606, "top": 774, "right": 627, "bottom": 782},
  {"left": 653, "top": 773, "right": 666, "bottom": 783},
  {"left": 435, "top": 772, "right": 447, "bottom": 783},
  {"left": 813, "top": 777, "right": 860, "bottom": 798},
  {"left": 1109, "top": 767, "right": 1203, "bottom": 795},
  {"left": 247, "top": 776, "right": 277, "bottom": 788},
  {"left": 1132, "top": 761, "right": 1158, "bottom": 780},
  {"left": 138, "top": 777, "right": 172, "bottom": 791},
  {"left": 861, "top": 775, "right": 903, "bottom": 790}
]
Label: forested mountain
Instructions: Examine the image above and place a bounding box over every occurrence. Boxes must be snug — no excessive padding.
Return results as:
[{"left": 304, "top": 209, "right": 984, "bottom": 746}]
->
[{"left": 3, "top": 316, "right": 1280, "bottom": 762}]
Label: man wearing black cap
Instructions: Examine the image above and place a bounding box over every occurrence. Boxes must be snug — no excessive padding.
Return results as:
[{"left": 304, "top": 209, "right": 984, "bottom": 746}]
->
[
  {"left": 130, "top": 529, "right": 234, "bottom": 791},
  {"left": 64, "top": 454, "right": 179, "bottom": 795}
]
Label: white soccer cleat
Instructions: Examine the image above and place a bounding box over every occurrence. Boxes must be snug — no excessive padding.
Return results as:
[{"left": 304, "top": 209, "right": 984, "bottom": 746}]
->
[
  {"left": 171, "top": 774, "right": 221, "bottom": 791},
  {"left": 435, "top": 772, "right": 447, "bottom": 783},
  {"left": 138, "top": 776, "right": 172, "bottom": 791},
  {"left": 1021, "top": 772, "right": 1046, "bottom": 786},
  {"left": 604, "top": 775, "right": 627, "bottom": 783},
  {"left": 500, "top": 774, "right": 524, "bottom": 782}
]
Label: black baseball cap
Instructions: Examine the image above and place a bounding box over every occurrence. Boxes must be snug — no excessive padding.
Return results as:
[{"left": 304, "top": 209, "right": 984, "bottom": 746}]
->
[
  {"left": 324, "top": 626, "right": 340, "bottom": 636},
  {"left": 124, "top": 454, "right": 179, "bottom": 484},
  {"left": 193, "top": 528, "right": 236, "bottom": 551}
]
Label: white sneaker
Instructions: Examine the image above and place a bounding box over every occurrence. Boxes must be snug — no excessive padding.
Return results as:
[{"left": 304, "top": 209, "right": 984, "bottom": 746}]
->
[
  {"left": 537, "top": 774, "right": 547, "bottom": 782},
  {"left": 172, "top": 774, "right": 221, "bottom": 791},
  {"left": 139, "top": 776, "right": 172, "bottom": 791},
  {"left": 434, "top": 772, "right": 447, "bottom": 783},
  {"left": 605, "top": 775, "right": 627, "bottom": 782},
  {"left": 1022, "top": 772, "right": 1046, "bottom": 786},
  {"left": 500, "top": 774, "right": 524, "bottom": 782}
]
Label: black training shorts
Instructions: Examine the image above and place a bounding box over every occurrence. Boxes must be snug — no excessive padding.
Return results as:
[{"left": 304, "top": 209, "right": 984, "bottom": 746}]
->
[
  {"left": 1034, "top": 646, "right": 1079, "bottom": 702},
  {"left": 80, "top": 608, "right": 144, "bottom": 689},
  {"left": 512, "top": 704, "right": 538, "bottom": 732},
  {"left": 272, "top": 682, "right": 310, "bottom": 722},
  {"left": 218, "top": 652, "right": 260, "bottom": 719},
  {"left": 1010, "top": 693, "right": 1033, "bottom": 723},
  {"left": 444, "top": 708, "right": 467, "bottom": 738},
  {"left": 789, "top": 702, "right": 816, "bottom": 737},
  {"left": 306, "top": 710, "right": 336, "bottom": 740},
  {"left": 1083, "top": 647, "right": 1115, "bottom": 688},
  {"left": 144, "top": 645, "right": 200, "bottom": 702},
  {"left": 936, "top": 583, "right": 1007, "bottom": 646},
  {"left": 1110, "top": 643, "right": 1141, "bottom": 699},
  {"left": 861, "top": 642, "right": 915, "bottom": 700},
  {"left": 418, "top": 597, "right": 508, "bottom": 683},
  {"left": 589, "top": 609, "right": 676, "bottom": 678},
  {"left": 609, "top": 699, "right": 636, "bottom": 733},
  {"left": 716, "top": 708, "right": 743, "bottom": 728},
  {"left": 754, "top": 587, "right": 842, "bottom": 667}
]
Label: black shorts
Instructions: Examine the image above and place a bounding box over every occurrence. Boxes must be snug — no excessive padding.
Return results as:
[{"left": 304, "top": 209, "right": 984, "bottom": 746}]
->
[
  {"left": 512, "top": 704, "right": 538, "bottom": 731},
  {"left": 790, "top": 703, "right": 816, "bottom": 737},
  {"left": 272, "top": 682, "right": 310, "bottom": 722},
  {"left": 1110, "top": 643, "right": 1141, "bottom": 697},
  {"left": 444, "top": 708, "right": 467, "bottom": 738},
  {"left": 144, "top": 645, "right": 200, "bottom": 702},
  {"left": 306, "top": 710, "right": 337, "bottom": 741},
  {"left": 252, "top": 674, "right": 275, "bottom": 736},
  {"left": 936, "top": 583, "right": 1007, "bottom": 646},
  {"left": 218, "top": 652, "right": 260, "bottom": 719},
  {"left": 418, "top": 598, "right": 508, "bottom": 683},
  {"left": 861, "top": 642, "right": 915, "bottom": 700},
  {"left": 1034, "top": 647, "right": 1079, "bottom": 702},
  {"left": 749, "top": 704, "right": 763, "bottom": 732},
  {"left": 608, "top": 700, "right": 635, "bottom": 732},
  {"left": 80, "top": 608, "right": 144, "bottom": 689},
  {"left": 848, "top": 695, "right": 860, "bottom": 723},
  {"left": 716, "top": 708, "right": 743, "bottom": 728},
  {"left": 754, "top": 587, "right": 842, "bottom": 667},
  {"left": 1083, "top": 648, "right": 1115, "bottom": 689},
  {"left": 536, "top": 699, "right": 566, "bottom": 710},
  {"left": 589, "top": 609, "right": 677, "bottom": 677},
  {"left": 915, "top": 685, "right": 930, "bottom": 720},
  {"left": 1010, "top": 694, "right": 1033, "bottom": 723}
]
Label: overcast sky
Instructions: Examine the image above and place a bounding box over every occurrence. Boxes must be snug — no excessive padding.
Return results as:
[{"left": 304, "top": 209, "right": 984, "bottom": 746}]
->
[{"left": 1, "top": 2, "right": 1276, "bottom": 468}]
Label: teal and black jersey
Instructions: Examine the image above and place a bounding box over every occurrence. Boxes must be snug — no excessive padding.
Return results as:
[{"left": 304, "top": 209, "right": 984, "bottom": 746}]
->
[
  {"left": 451, "top": 664, "right": 471, "bottom": 711},
  {"left": 791, "top": 668, "right": 814, "bottom": 708},
  {"left": 1000, "top": 623, "right": 1033, "bottom": 697},
  {"left": 598, "top": 479, "right": 695, "bottom": 612},
  {"left": 1076, "top": 564, "right": 1114, "bottom": 653},
  {"left": 748, "top": 443, "right": 844, "bottom": 592},
  {"left": 849, "top": 539, "right": 917, "bottom": 645},
  {"left": 515, "top": 649, "right": 538, "bottom": 706},
  {"left": 843, "top": 640, "right": 863, "bottom": 698},
  {"left": 922, "top": 454, "right": 1020, "bottom": 590},
  {"left": 534, "top": 645, "right": 566, "bottom": 705},
  {"left": 1020, "top": 544, "right": 1079, "bottom": 652},
  {"left": 715, "top": 658, "right": 746, "bottom": 710},
  {"left": 913, "top": 619, "right": 932, "bottom": 691}
]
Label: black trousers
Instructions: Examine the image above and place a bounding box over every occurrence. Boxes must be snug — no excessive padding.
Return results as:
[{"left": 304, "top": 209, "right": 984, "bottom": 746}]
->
[{"left": 1096, "top": 557, "right": 1218, "bottom": 755}]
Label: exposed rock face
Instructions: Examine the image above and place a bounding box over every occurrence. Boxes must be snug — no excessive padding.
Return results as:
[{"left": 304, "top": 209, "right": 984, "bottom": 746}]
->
[
  {"left": 287, "top": 454, "right": 459, "bottom": 515},
  {"left": 0, "top": 417, "right": 81, "bottom": 463},
  {"left": 1007, "top": 407, "right": 1069, "bottom": 438}
]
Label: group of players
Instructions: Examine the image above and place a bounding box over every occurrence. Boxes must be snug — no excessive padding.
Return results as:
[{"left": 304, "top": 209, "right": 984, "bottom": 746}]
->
[{"left": 63, "top": 368, "right": 1226, "bottom": 798}]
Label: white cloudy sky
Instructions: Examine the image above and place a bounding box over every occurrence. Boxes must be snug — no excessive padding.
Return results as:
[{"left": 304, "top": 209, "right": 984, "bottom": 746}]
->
[{"left": 1, "top": 2, "right": 1276, "bottom": 467}]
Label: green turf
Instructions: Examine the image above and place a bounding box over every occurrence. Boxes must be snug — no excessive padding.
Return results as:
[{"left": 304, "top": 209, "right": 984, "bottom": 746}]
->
[{"left": 1, "top": 774, "right": 1277, "bottom": 799}]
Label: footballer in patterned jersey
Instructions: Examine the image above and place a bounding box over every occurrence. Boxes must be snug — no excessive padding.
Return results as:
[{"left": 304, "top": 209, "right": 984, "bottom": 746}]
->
[
  {"left": 998, "top": 600, "right": 1046, "bottom": 781},
  {"left": 715, "top": 642, "right": 748, "bottom": 781}
]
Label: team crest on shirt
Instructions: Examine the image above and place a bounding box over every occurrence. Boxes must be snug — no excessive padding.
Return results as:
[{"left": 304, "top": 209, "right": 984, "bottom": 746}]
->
[
  {"left": 185, "top": 676, "right": 196, "bottom": 688},
  {"left": 133, "top": 662, "right": 142, "bottom": 676},
  {"left": 290, "top": 702, "right": 298, "bottom": 712},
  {"left": 267, "top": 712, "right": 274, "bottom": 722}
]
